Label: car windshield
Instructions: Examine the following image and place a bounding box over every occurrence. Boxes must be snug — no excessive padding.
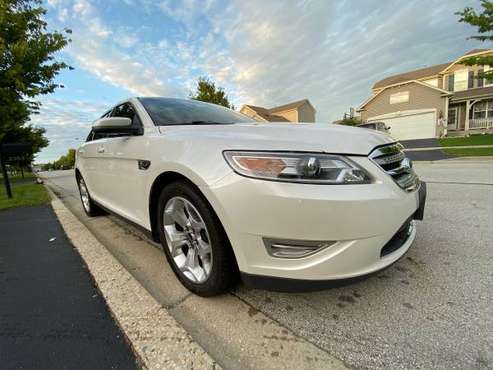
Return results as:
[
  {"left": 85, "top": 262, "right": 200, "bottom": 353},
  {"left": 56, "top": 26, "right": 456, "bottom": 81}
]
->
[{"left": 138, "top": 97, "right": 255, "bottom": 126}]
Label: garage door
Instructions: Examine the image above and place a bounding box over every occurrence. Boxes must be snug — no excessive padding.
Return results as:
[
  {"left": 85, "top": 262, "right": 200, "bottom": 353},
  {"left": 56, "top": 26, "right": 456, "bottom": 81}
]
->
[{"left": 369, "top": 111, "right": 436, "bottom": 141}]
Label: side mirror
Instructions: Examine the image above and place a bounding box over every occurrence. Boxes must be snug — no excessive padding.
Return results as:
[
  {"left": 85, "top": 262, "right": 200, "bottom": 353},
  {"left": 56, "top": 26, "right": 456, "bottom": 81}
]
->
[
  {"left": 92, "top": 117, "right": 142, "bottom": 135},
  {"left": 92, "top": 117, "right": 132, "bottom": 131}
]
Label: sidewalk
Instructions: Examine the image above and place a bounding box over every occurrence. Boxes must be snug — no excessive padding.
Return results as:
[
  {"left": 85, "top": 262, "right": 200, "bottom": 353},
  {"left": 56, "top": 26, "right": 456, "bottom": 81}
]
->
[{"left": 0, "top": 205, "right": 137, "bottom": 369}]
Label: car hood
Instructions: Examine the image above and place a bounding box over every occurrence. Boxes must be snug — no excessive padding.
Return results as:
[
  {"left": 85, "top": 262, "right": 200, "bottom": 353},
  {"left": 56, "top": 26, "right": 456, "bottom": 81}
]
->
[{"left": 158, "top": 122, "right": 394, "bottom": 155}]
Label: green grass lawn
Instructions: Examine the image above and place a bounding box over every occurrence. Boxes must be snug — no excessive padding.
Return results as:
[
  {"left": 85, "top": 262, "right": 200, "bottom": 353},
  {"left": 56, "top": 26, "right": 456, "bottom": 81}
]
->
[
  {"left": 439, "top": 134, "right": 493, "bottom": 147},
  {"left": 0, "top": 172, "right": 35, "bottom": 181},
  {"left": 0, "top": 177, "right": 50, "bottom": 210},
  {"left": 442, "top": 147, "right": 493, "bottom": 157}
]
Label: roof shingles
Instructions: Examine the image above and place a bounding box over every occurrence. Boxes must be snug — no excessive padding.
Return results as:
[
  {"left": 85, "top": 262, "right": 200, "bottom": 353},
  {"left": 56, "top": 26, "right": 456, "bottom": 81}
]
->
[{"left": 372, "top": 49, "right": 492, "bottom": 89}]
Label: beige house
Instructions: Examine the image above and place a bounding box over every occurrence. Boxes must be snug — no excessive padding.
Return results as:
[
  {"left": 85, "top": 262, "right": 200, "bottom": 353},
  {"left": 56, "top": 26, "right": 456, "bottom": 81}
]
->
[
  {"left": 357, "top": 49, "right": 493, "bottom": 140},
  {"left": 240, "top": 99, "right": 316, "bottom": 123}
]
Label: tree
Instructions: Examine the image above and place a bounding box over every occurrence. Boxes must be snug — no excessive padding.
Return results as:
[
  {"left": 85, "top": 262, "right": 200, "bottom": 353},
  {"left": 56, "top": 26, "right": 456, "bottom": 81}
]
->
[
  {"left": 334, "top": 115, "right": 361, "bottom": 126},
  {"left": 190, "top": 77, "right": 234, "bottom": 109},
  {"left": 0, "top": 0, "right": 72, "bottom": 155},
  {"left": 457, "top": 1, "right": 493, "bottom": 79},
  {"left": 46, "top": 148, "right": 76, "bottom": 170}
]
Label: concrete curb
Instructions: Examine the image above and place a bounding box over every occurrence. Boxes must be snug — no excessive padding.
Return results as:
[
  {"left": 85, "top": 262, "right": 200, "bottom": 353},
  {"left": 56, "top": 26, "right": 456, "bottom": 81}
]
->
[{"left": 49, "top": 192, "right": 219, "bottom": 369}]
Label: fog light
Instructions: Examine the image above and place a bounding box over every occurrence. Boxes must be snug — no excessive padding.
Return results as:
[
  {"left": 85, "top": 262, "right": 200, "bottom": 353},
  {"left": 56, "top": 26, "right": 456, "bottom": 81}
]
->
[{"left": 263, "top": 238, "right": 335, "bottom": 259}]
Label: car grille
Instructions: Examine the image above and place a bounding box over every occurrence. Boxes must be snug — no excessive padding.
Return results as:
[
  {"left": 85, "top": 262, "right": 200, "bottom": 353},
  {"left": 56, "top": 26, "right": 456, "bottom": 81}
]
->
[{"left": 369, "top": 143, "right": 420, "bottom": 191}]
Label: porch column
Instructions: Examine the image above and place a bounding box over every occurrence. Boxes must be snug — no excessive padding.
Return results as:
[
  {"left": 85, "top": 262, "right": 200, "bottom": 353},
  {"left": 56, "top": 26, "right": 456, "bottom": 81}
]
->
[
  {"left": 465, "top": 100, "right": 470, "bottom": 135},
  {"left": 443, "top": 96, "right": 449, "bottom": 137}
]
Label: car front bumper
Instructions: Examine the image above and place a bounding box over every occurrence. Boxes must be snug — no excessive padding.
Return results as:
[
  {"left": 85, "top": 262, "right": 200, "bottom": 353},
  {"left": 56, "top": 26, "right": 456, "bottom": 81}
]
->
[{"left": 202, "top": 157, "right": 426, "bottom": 291}]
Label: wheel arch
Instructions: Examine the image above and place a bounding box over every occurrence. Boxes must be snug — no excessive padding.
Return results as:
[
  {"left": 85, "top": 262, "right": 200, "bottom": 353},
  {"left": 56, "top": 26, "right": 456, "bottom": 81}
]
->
[{"left": 148, "top": 171, "right": 229, "bottom": 248}]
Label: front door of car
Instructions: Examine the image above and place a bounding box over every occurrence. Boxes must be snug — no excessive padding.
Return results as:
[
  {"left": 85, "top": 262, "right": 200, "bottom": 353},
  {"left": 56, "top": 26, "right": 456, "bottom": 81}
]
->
[
  {"left": 77, "top": 133, "right": 104, "bottom": 200},
  {"left": 98, "top": 102, "right": 148, "bottom": 224},
  {"left": 78, "top": 109, "right": 113, "bottom": 203}
]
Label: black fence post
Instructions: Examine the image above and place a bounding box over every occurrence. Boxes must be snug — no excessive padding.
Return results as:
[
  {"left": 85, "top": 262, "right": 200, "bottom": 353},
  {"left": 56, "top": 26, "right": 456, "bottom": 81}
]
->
[{"left": 0, "top": 149, "right": 13, "bottom": 199}]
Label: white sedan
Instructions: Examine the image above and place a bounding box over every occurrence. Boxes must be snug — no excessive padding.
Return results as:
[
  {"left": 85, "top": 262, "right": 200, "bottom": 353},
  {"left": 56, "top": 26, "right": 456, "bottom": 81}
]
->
[{"left": 75, "top": 97, "right": 426, "bottom": 296}]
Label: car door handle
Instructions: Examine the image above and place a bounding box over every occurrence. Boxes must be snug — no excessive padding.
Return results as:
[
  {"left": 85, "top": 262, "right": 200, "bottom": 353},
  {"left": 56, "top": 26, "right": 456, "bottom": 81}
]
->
[
  {"left": 97, "top": 147, "right": 105, "bottom": 153},
  {"left": 78, "top": 149, "right": 85, "bottom": 154}
]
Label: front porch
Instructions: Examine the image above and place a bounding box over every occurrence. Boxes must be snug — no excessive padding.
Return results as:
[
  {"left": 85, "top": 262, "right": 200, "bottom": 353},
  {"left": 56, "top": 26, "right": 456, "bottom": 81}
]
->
[
  {"left": 469, "top": 117, "right": 493, "bottom": 130},
  {"left": 447, "top": 95, "right": 493, "bottom": 136}
]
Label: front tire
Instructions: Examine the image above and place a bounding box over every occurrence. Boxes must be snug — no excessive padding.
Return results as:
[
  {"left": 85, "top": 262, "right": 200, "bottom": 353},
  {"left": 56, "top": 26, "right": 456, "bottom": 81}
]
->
[{"left": 157, "top": 180, "right": 238, "bottom": 296}]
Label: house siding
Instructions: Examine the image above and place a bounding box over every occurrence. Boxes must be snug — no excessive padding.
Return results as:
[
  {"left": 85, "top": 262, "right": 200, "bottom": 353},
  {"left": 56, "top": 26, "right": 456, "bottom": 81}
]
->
[
  {"left": 275, "top": 109, "right": 298, "bottom": 122},
  {"left": 239, "top": 106, "right": 264, "bottom": 122},
  {"left": 360, "top": 82, "right": 446, "bottom": 122},
  {"left": 297, "top": 104, "right": 316, "bottom": 122}
]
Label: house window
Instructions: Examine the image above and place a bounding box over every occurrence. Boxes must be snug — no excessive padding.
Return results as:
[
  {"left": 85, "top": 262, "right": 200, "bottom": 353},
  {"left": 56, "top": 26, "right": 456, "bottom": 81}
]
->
[
  {"left": 472, "top": 100, "right": 493, "bottom": 119},
  {"left": 447, "top": 107, "right": 458, "bottom": 129},
  {"left": 484, "top": 66, "right": 493, "bottom": 86},
  {"left": 478, "top": 69, "right": 484, "bottom": 87},
  {"left": 468, "top": 71, "right": 474, "bottom": 88},
  {"left": 389, "top": 91, "right": 409, "bottom": 104},
  {"left": 454, "top": 69, "right": 468, "bottom": 91},
  {"left": 447, "top": 74, "right": 454, "bottom": 91}
]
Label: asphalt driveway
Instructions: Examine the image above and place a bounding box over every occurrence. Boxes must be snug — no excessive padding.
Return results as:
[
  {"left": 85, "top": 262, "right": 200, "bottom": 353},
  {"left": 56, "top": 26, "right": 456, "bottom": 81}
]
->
[
  {"left": 0, "top": 205, "right": 137, "bottom": 370},
  {"left": 400, "top": 138, "right": 440, "bottom": 149},
  {"left": 41, "top": 161, "right": 493, "bottom": 369},
  {"left": 400, "top": 139, "right": 450, "bottom": 161}
]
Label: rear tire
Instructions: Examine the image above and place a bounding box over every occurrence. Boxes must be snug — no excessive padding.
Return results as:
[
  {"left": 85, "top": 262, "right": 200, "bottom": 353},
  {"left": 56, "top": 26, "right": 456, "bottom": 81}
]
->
[
  {"left": 77, "top": 174, "right": 104, "bottom": 217},
  {"left": 157, "top": 180, "right": 239, "bottom": 296}
]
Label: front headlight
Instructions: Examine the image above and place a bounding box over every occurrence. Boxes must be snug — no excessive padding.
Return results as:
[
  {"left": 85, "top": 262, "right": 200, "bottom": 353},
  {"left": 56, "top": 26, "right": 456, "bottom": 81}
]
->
[{"left": 223, "top": 151, "right": 372, "bottom": 184}]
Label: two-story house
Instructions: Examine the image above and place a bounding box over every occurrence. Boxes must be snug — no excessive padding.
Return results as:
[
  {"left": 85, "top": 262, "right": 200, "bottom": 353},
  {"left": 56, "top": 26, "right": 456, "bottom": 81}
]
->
[
  {"left": 239, "top": 99, "right": 316, "bottom": 123},
  {"left": 357, "top": 49, "right": 493, "bottom": 140}
]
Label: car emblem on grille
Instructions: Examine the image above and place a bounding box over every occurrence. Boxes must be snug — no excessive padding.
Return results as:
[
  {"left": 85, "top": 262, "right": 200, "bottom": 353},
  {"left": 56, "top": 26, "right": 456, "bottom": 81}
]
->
[{"left": 401, "top": 157, "right": 413, "bottom": 173}]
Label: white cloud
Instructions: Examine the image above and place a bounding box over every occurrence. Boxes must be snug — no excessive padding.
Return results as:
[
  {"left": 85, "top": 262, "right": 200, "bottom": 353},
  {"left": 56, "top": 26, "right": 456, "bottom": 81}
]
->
[
  {"left": 57, "top": 7, "right": 68, "bottom": 22},
  {"left": 59, "top": 0, "right": 184, "bottom": 97},
  {"left": 73, "top": 0, "right": 92, "bottom": 15},
  {"left": 117, "top": 33, "right": 139, "bottom": 48},
  {"left": 47, "top": 0, "right": 62, "bottom": 7}
]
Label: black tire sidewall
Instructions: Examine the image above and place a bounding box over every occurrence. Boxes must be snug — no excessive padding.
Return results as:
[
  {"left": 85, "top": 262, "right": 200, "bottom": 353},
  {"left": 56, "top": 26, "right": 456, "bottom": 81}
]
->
[
  {"left": 77, "top": 175, "right": 101, "bottom": 217},
  {"left": 157, "top": 180, "right": 237, "bottom": 296}
]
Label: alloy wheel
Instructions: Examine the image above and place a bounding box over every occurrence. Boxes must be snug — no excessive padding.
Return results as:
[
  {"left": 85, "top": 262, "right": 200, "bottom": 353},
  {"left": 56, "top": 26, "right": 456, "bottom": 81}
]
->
[
  {"left": 79, "top": 178, "right": 90, "bottom": 212},
  {"left": 163, "top": 196, "right": 213, "bottom": 283}
]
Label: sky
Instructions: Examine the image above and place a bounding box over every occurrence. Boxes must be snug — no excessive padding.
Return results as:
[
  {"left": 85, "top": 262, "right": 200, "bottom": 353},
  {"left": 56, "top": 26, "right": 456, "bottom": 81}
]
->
[{"left": 32, "top": 0, "right": 483, "bottom": 163}]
